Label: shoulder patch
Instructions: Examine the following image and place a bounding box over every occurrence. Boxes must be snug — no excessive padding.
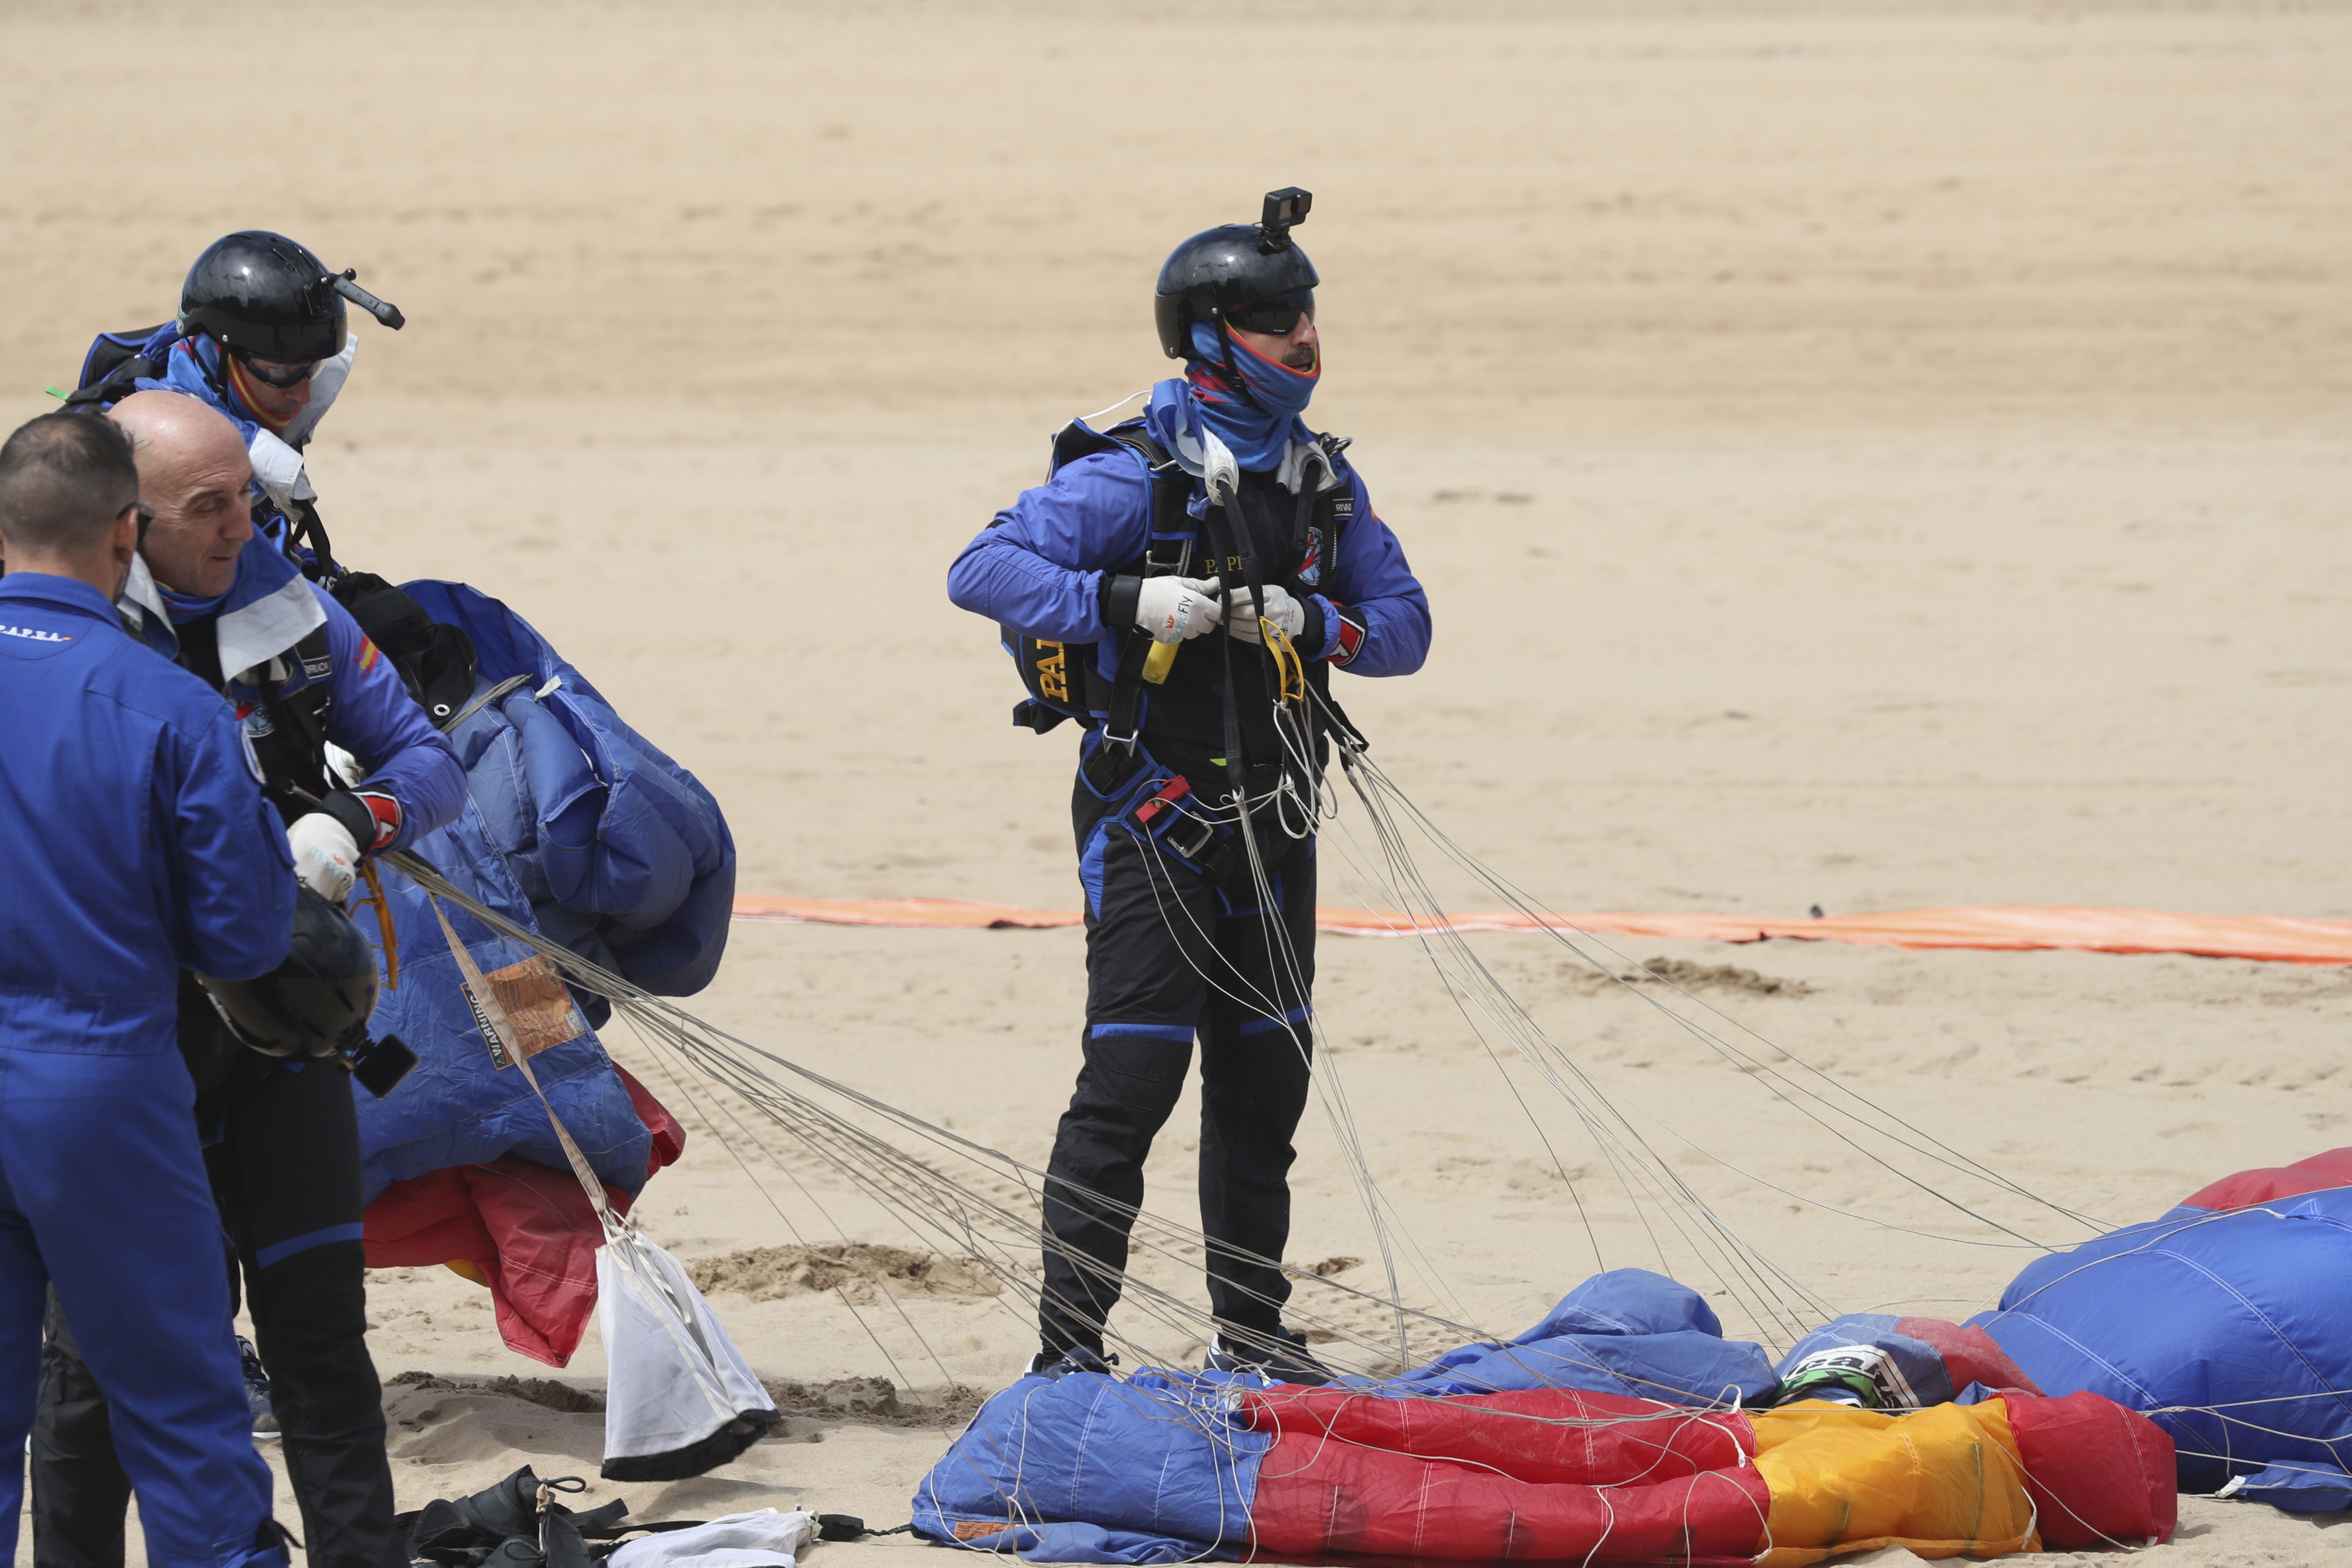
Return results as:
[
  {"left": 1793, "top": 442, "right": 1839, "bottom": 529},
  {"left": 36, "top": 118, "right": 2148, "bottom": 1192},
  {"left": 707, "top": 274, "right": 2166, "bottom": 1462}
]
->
[{"left": 356, "top": 637, "right": 381, "bottom": 674}]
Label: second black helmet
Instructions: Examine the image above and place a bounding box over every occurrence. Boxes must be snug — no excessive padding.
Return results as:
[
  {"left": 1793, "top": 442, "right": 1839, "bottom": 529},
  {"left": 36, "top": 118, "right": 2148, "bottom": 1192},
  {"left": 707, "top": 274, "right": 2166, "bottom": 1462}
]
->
[
  {"left": 179, "top": 230, "right": 348, "bottom": 365},
  {"left": 198, "top": 888, "right": 380, "bottom": 1059},
  {"left": 1154, "top": 188, "right": 1319, "bottom": 361}
]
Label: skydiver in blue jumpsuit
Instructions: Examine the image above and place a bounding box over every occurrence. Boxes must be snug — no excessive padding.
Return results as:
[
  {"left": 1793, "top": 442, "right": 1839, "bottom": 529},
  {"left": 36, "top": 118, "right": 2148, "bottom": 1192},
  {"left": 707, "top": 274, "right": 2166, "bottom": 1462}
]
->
[
  {"left": 29, "top": 386, "right": 464, "bottom": 1568},
  {"left": 63, "top": 229, "right": 406, "bottom": 569},
  {"left": 948, "top": 192, "right": 1431, "bottom": 1382},
  {"left": 0, "top": 411, "right": 297, "bottom": 1568}
]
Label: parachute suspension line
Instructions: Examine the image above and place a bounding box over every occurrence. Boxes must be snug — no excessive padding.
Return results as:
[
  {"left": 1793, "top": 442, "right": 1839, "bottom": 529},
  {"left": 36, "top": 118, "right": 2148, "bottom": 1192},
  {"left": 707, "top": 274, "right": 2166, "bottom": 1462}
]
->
[
  {"left": 390, "top": 852, "right": 1504, "bottom": 1380},
  {"left": 1226, "top": 795, "right": 1418, "bottom": 1363},
  {"left": 1332, "top": 743, "right": 1992, "bottom": 1261},
  {"left": 1312, "top": 834, "right": 1602, "bottom": 1283},
  {"left": 610, "top": 1005, "right": 941, "bottom": 1392},
  {"left": 1316, "top": 753, "right": 1828, "bottom": 1345},
  {"left": 1311, "top": 694, "right": 2098, "bottom": 1243},
  {"left": 1123, "top": 820, "right": 1467, "bottom": 1363},
  {"left": 1258, "top": 676, "right": 1495, "bottom": 1345},
  {"left": 1338, "top": 721, "right": 2098, "bottom": 1235},
  {"left": 663, "top": 974, "right": 1477, "bottom": 1378}
]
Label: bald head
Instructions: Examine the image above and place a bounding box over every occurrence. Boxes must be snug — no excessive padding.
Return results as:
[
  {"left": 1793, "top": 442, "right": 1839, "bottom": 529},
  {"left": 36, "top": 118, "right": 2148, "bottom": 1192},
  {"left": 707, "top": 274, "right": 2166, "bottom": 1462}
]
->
[{"left": 109, "top": 390, "right": 256, "bottom": 598}]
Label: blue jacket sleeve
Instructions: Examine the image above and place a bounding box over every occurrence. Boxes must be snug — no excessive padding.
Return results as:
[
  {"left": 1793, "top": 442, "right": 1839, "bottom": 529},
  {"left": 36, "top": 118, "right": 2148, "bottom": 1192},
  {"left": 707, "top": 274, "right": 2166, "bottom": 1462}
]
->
[
  {"left": 168, "top": 699, "right": 297, "bottom": 980},
  {"left": 312, "top": 588, "right": 466, "bottom": 851},
  {"left": 946, "top": 451, "right": 1154, "bottom": 641},
  {"left": 1306, "top": 469, "right": 1431, "bottom": 677}
]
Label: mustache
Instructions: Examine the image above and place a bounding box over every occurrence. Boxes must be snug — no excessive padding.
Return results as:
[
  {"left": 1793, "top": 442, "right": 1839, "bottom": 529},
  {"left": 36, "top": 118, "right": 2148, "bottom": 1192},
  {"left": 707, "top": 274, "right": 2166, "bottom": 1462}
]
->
[{"left": 1280, "top": 344, "right": 1319, "bottom": 371}]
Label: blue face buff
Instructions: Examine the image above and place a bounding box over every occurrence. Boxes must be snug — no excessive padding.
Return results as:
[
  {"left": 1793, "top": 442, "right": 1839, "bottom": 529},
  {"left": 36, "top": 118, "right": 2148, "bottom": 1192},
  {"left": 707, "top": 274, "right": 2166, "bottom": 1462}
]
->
[
  {"left": 1142, "top": 318, "right": 1320, "bottom": 475},
  {"left": 159, "top": 585, "right": 230, "bottom": 625}
]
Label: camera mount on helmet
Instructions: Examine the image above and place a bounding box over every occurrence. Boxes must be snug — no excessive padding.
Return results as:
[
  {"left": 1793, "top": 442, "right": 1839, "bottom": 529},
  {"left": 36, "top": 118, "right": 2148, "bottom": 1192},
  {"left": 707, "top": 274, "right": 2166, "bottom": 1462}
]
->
[
  {"left": 1257, "top": 187, "right": 1311, "bottom": 251},
  {"left": 1154, "top": 187, "right": 1320, "bottom": 362},
  {"left": 177, "top": 231, "right": 406, "bottom": 369},
  {"left": 331, "top": 270, "right": 405, "bottom": 331}
]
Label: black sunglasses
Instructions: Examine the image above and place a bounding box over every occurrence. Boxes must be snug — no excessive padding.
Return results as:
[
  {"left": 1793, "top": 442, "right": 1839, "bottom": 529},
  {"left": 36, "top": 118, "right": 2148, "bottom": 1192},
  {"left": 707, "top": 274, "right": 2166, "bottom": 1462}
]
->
[
  {"left": 235, "top": 353, "right": 320, "bottom": 390},
  {"left": 1225, "top": 290, "right": 1316, "bottom": 337}
]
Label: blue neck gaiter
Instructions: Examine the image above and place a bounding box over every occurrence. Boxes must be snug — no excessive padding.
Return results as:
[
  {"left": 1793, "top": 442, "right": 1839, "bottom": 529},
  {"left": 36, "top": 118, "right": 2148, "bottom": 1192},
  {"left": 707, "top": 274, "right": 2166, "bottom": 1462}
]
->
[
  {"left": 1142, "top": 320, "right": 1319, "bottom": 475},
  {"left": 159, "top": 585, "right": 230, "bottom": 625}
]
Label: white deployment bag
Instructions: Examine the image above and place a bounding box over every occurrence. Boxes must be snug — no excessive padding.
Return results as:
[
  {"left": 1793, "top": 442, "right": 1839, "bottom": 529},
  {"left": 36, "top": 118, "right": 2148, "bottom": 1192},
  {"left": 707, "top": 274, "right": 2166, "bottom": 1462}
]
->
[{"left": 432, "top": 899, "right": 779, "bottom": 1481}]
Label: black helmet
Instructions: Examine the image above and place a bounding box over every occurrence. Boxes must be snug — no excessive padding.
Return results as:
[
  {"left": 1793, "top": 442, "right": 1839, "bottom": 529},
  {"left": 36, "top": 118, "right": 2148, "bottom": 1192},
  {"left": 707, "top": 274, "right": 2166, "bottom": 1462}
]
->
[
  {"left": 198, "top": 889, "right": 380, "bottom": 1058},
  {"left": 179, "top": 231, "right": 348, "bottom": 365},
  {"left": 1154, "top": 188, "right": 1319, "bottom": 361}
]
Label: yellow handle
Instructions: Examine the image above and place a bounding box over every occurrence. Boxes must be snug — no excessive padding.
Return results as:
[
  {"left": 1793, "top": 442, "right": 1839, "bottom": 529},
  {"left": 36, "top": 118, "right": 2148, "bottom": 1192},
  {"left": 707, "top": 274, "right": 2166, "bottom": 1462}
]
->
[{"left": 1142, "top": 640, "right": 1179, "bottom": 684}]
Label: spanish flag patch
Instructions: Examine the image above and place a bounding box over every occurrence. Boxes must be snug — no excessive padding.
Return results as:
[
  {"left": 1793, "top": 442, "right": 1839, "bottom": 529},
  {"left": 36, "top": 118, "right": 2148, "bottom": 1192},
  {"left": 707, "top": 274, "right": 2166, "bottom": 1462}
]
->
[{"left": 357, "top": 637, "right": 381, "bottom": 674}]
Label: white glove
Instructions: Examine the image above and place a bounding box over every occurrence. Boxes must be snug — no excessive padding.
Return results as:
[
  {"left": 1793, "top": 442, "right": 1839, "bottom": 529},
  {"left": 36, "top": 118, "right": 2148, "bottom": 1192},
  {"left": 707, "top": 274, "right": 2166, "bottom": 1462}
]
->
[
  {"left": 247, "top": 428, "right": 306, "bottom": 509},
  {"left": 1135, "top": 575, "right": 1225, "bottom": 644},
  {"left": 288, "top": 812, "right": 361, "bottom": 904},
  {"left": 1226, "top": 585, "right": 1306, "bottom": 646}
]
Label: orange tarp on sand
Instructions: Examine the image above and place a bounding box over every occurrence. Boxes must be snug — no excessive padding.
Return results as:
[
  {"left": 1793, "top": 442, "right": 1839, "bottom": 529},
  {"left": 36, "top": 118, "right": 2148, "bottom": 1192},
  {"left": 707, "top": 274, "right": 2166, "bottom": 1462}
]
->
[{"left": 730, "top": 896, "right": 2352, "bottom": 967}]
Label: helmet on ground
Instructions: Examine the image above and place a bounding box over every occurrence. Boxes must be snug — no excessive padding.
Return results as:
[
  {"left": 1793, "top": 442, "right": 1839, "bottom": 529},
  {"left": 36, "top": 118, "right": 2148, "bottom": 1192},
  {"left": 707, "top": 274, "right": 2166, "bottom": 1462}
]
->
[
  {"left": 198, "top": 888, "right": 380, "bottom": 1058},
  {"left": 1154, "top": 187, "right": 1319, "bottom": 360},
  {"left": 179, "top": 231, "right": 348, "bottom": 365}
]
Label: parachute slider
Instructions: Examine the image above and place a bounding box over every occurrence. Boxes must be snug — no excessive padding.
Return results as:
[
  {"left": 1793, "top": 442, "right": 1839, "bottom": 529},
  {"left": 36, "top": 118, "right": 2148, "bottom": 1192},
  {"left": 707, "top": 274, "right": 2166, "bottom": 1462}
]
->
[{"left": 331, "top": 269, "right": 405, "bottom": 331}]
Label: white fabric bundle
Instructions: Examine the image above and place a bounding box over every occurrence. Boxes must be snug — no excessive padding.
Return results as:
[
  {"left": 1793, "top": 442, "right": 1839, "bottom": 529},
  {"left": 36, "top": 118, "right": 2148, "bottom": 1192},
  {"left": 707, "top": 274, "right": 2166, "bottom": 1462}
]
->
[
  {"left": 606, "top": 1510, "right": 817, "bottom": 1568},
  {"left": 597, "top": 1228, "right": 779, "bottom": 1479},
  {"left": 429, "top": 894, "right": 777, "bottom": 1483}
]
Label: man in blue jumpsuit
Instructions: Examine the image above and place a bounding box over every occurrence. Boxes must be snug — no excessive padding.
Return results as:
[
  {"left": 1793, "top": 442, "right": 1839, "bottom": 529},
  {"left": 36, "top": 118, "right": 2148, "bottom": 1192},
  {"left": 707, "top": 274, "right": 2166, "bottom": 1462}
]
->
[
  {"left": 0, "top": 410, "right": 295, "bottom": 1568},
  {"left": 947, "top": 192, "right": 1431, "bottom": 1381},
  {"left": 30, "top": 391, "right": 465, "bottom": 1568}
]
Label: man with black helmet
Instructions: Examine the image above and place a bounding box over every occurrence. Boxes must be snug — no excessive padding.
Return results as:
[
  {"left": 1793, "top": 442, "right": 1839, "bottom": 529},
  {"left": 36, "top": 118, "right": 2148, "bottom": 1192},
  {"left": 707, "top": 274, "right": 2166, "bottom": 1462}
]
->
[
  {"left": 0, "top": 410, "right": 296, "bottom": 1568},
  {"left": 29, "top": 390, "right": 462, "bottom": 1568},
  {"left": 57, "top": 231, "right": 481, "bottom": 727},
  {"left": 947, "top": 190, "right": 1432, "bottom": 1383},
  {"left": 67, "top": 229, "right": 403, "bottom": 568}
]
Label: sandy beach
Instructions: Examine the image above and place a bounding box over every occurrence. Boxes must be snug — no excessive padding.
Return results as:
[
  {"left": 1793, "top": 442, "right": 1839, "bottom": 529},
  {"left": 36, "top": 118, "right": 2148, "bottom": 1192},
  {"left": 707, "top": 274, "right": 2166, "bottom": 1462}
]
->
[{"left": 3, "top": 2, "right": 2347, "bottom": 1561}]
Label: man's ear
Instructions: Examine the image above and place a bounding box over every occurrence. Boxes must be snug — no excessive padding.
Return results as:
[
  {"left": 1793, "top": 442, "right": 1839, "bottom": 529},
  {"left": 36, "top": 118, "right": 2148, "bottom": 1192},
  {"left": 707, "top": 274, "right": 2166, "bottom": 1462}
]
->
[{"left": 107, "top": 503, "right": 141, "bottom": 566}]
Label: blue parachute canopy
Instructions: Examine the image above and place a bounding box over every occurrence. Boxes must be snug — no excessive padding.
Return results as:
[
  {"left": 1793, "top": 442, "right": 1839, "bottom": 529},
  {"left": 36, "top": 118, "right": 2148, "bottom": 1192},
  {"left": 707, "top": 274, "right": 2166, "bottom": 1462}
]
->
[
  {"left": 1369, "top": 1268, "right": 1777, "bottom": 1404},
  {"left": 356, "top": 582, "right": 734, "bottom": 1201},
  {"left": 914, "top": 1271, "right": 1773, "bottom": 1564},
  {"left": 1974, "top": 1181, "right": 2352, "bottom": 1512}
]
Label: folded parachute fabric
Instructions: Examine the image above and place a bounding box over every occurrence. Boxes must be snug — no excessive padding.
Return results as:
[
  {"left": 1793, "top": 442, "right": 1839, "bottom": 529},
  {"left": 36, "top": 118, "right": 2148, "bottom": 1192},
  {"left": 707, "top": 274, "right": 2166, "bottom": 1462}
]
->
[
  {"left": 358, "top": 578, "right": 729, "bottom": 1206},
  {"left": 1975, "top": 1146, "right": 2352, "bottom": 1513},
  {"left": 364, "top": 1083, "right": 685, "bottom": 1369},
  {"left": 912, "top": 1373, "right": 2174, "bottom": 1564},
  {"left": 2176, "top": 1145, "right": 2352, "bottom": 1212},
  {"left": 402, "top": 580, "right": 737, "bottom": 1002},
  {"left": 1365, "top": 1268, "right": 1780, "bottom": 1404}
]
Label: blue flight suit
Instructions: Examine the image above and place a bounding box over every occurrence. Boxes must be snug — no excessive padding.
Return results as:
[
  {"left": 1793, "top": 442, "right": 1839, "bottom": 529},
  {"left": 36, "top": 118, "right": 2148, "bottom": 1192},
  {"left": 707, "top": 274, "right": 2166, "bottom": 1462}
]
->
[
  {"left": 117, "top": 531, "right": 466, "bottom": 848},
  {"left": 0, "top": 572, "right": 295, "bottom": 1568},
  {"left": 31, "top": 531, "right": 464, "bottom": 1568},
  {"left": 949, "top": 426, "right": 1431, "bottom": 1359}
]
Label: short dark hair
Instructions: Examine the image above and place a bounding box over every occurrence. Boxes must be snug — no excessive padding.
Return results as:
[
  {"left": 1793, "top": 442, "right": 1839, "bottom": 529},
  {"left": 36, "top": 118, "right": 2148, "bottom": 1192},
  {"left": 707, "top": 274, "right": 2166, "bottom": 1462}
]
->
[{"left": 0, "top": 412, "right": 140, "bottom": 557}]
